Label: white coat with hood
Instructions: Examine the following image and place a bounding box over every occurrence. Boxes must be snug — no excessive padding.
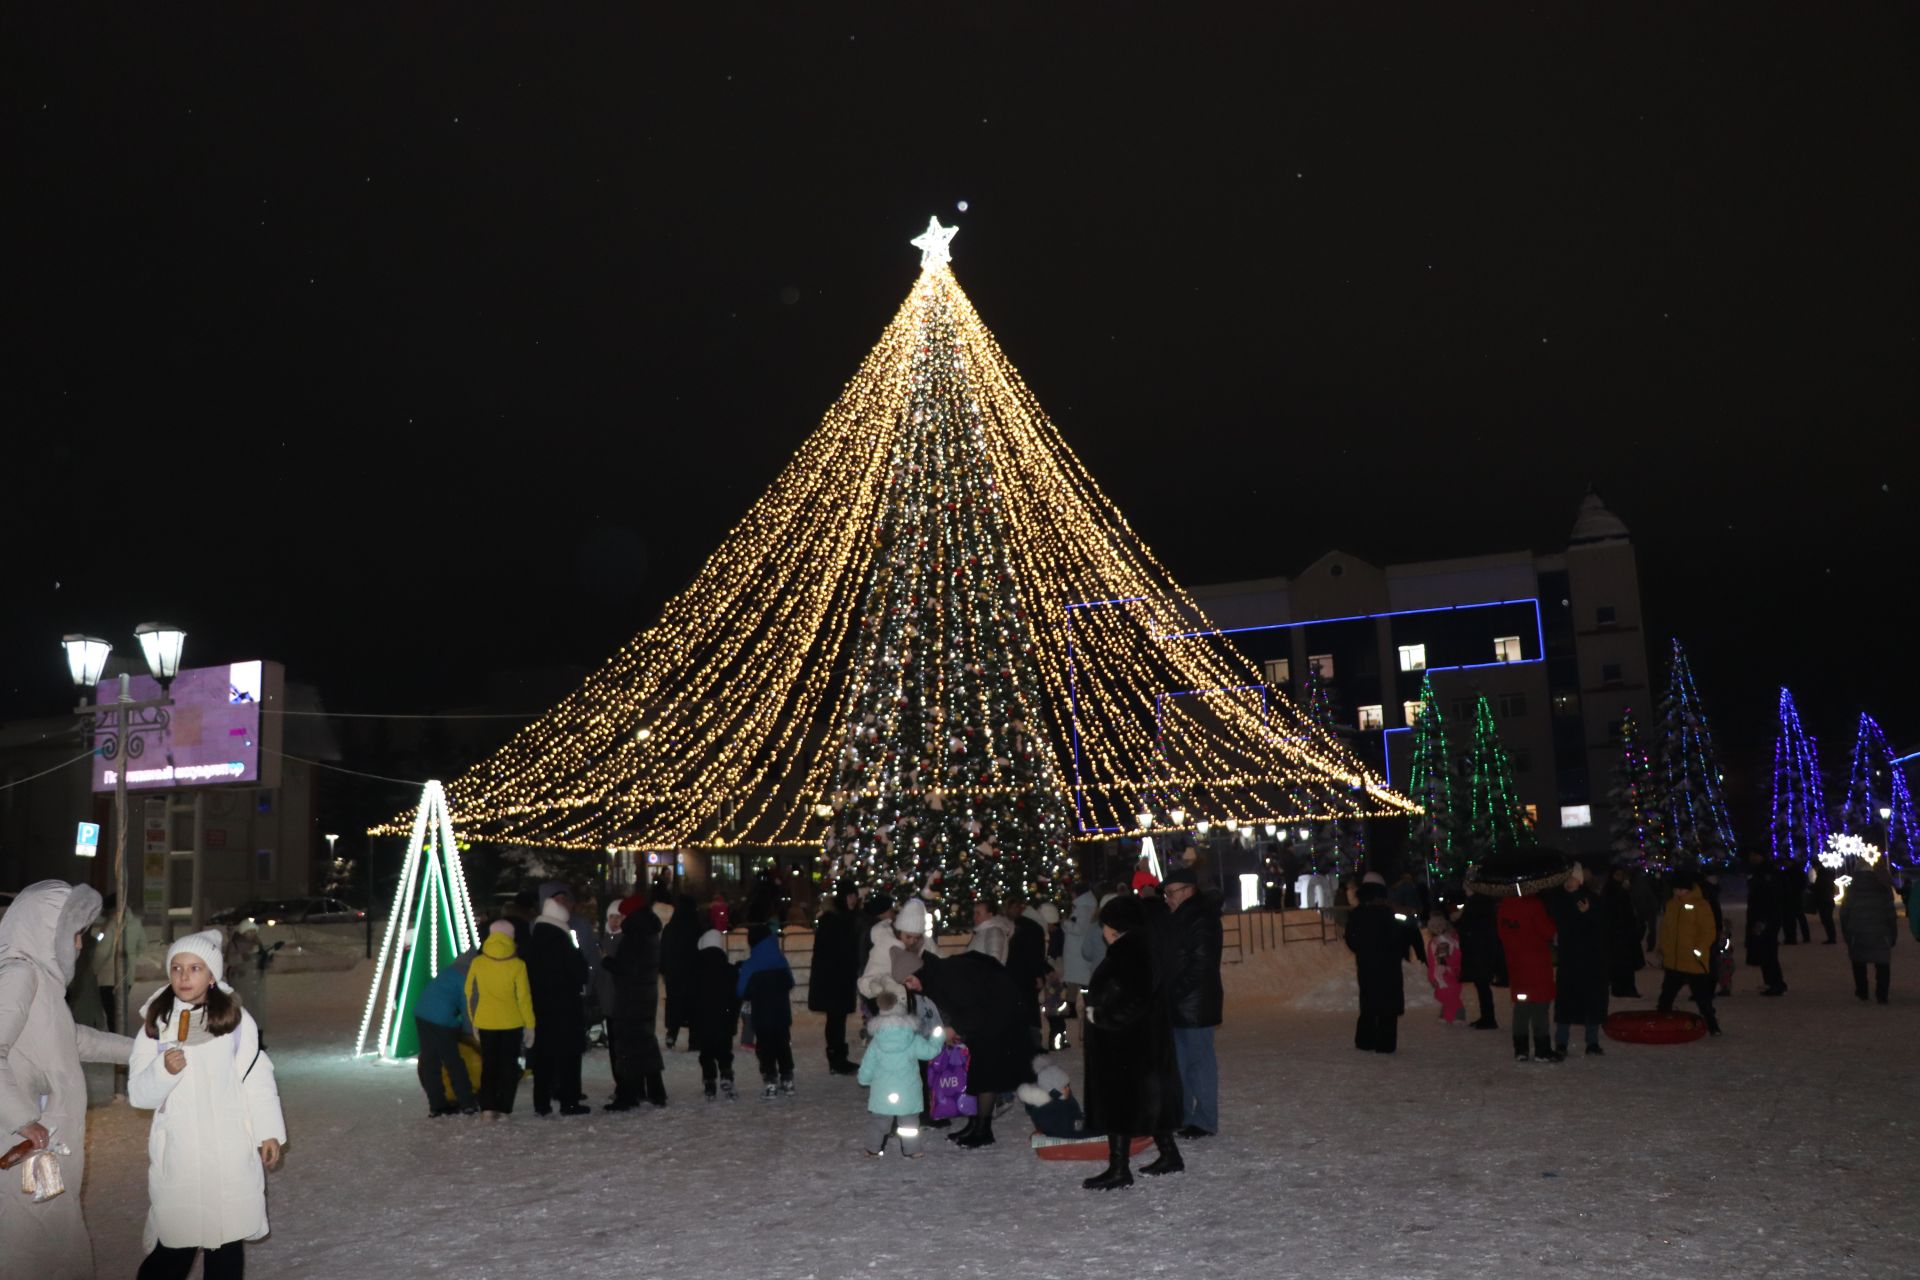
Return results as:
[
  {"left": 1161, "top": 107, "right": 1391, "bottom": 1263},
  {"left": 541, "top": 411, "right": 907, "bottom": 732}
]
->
[
  {"left": 0, "top": 881, "right": 135, "bottom": 1279},
  {"left": 1063, "top": 890, "right": 1098, "bottom": 986},
  {"left": 129, "top": 936, "right": 287, "bottom": 1252}
]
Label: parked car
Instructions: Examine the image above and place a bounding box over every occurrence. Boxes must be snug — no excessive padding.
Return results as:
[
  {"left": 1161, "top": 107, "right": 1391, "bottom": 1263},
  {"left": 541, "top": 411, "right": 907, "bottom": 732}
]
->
[{"left": 209, "top": 897, "right": 364, "bottom": 927}]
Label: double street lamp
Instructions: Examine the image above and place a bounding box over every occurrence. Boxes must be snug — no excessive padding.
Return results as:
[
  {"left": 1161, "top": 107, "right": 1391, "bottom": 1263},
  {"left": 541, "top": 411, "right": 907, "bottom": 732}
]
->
[{"left": 63, "top": 624, "right": 188, "bottom": 1039}]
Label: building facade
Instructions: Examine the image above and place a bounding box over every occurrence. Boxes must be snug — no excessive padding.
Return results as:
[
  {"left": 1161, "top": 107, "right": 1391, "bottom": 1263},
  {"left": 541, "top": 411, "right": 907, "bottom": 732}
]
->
[{"left": 1189, "top": 494, "right": 1651, "bottom": 857}]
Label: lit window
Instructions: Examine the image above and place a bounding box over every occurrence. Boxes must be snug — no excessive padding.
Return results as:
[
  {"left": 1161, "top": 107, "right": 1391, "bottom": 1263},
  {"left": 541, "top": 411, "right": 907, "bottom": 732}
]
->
[
  {"left": 1493, "top": 635, "right": 1524, "bottom": 663},
  {"left": 1308, "top": 653, "right": 1334, "bottom": 679},
  {"left": 1357, "top": 705, "right": 1384, "bottom": 731},
  {"left": 1402, "top": 700, "right": 1426, "bottom": 726},
  {"left": 1397, "top": 643, "right": 1426, "bottom": 672},
  {"left": 1523, "top": 804, "right": 1539, "bottom": 826},
  {"left": 1560, "top": 804, "right": 1593, "bottom": 829},
  {"left": 1595, "top": 605, "right": 1616, "bottom": 627},
  {"left": 1263, "top": 658, "right": 1290, "bottom": 686},
  {"left": 1601, "top": 662, "right": 1623, "bottom": 684},
  {"left": 1498, "top": 692, "right": 1528, "bottom": 718}
]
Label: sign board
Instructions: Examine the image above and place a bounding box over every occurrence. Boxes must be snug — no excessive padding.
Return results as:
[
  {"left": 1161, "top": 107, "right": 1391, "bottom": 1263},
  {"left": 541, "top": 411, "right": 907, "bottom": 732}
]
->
[
  {"left": 93, "top": 660, "right": 284, "bottom": 793},
  {"left": 142, "top": 798, "right": 169, "bottom": 917},
  {"left": 75, "top": 821, "right": 100, "bottom": 859}
]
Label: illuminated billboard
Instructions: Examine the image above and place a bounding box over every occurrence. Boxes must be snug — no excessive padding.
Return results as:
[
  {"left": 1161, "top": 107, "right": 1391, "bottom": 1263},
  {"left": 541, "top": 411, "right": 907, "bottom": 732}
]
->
[{"left": 92, "top": 660, "right": 284, "bottom": 792}]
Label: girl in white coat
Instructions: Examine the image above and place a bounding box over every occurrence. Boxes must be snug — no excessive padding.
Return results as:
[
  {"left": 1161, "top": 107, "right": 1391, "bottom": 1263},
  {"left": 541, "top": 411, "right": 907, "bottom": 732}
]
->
[{"left": 129, "top": 930, "right": 287, "bottom": 1280}]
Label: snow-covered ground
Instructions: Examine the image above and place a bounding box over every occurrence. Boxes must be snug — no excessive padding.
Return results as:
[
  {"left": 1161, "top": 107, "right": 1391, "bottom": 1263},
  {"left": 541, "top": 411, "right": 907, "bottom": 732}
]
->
[{"left": 78, "top": 909, "right": 1916, "bottom": 1279}]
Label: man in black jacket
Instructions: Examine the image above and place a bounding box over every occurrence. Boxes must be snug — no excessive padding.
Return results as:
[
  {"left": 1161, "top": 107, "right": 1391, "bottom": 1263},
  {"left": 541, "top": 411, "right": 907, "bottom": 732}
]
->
[{"left": 1159, "top": 868, "right": 1223, "bottom": 1139}]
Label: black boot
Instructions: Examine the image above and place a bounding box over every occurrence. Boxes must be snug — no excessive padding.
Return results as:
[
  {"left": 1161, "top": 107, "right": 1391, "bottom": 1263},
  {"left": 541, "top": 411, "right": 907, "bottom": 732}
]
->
[
  {"left": 1513, "top": 1036, "right": 1531, "bottom": 1063},
  {"left": 645, "top": 1072, "right": 668, "bottom": 1108},
  {"left": 945, "top": 1115, "right": 978, "bottom": 1144},
  {"left": 1141, "top": 1131, "right": 1184, "bottom": 1176},
  {"left": 1535, "top": 1036, "right": 1564, "bottom": 1063},
  {"left": 1083, "top": 1133, "right": 1134, "bottom": 1190},
  {"left": 956, "top": 1112, "right": 995, "bottom": 1148}
]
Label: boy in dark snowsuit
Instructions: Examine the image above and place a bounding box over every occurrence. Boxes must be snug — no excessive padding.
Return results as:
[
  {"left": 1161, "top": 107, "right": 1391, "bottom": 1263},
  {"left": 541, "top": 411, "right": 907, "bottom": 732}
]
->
[
  {"left": 737, "top": 922, "right": 796, "bottom": 1097},
  {"left": 690, "top": 929, "right": 741, "bottom": 1099}
]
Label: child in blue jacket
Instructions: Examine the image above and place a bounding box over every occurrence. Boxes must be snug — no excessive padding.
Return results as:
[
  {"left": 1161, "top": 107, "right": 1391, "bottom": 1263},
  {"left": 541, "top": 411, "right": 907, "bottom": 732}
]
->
[
  {"left": 736, "top": 923, "right": 796, "bottom": 1097},
  {"left": 415, "top": 951, "right": 478, "bottom": 1116},
  {"left": 856, "top": 983, "right": 944, "bottom": 1156}
]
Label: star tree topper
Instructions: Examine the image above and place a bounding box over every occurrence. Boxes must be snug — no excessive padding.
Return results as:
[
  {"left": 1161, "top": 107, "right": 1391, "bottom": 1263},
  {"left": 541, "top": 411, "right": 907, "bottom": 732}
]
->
[{"left": 910, "top": 216, "right": 958, "bottom": 269}]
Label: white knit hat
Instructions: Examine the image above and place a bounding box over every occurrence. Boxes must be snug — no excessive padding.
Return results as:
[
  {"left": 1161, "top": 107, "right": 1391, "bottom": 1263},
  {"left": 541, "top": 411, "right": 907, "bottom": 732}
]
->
[
  {"left": 167, "top": 929, "right": 231, "bottom": 993},
  {"left": 894, "top": 898, "right": 928, "bottom": 935}
]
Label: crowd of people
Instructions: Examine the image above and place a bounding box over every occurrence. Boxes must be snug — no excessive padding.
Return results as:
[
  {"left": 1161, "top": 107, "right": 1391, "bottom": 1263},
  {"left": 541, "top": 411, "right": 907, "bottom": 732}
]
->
[{"left": 1344, "top": 849, "right": 1912, "bottom": 1061}]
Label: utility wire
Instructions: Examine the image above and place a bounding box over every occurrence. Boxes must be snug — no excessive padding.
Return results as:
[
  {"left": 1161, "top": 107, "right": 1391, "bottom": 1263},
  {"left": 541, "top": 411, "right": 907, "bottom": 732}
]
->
[{"left": 0, "top": 749, "right": 99, "bottom": 792}]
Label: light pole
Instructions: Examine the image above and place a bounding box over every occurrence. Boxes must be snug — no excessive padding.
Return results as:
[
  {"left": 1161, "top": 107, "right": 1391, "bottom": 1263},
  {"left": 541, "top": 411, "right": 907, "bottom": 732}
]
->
[{"left": 64, "top": 623, "right": 186, "bottom": 1041}]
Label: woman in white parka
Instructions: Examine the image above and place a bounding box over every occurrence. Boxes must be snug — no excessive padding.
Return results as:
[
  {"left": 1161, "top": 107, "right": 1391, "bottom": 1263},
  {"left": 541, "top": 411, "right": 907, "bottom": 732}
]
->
[
  {"left": 0, "top": 880, "right": 135, "bottom": 1280},
  {"left": 129, "top": 929, "right": 286, "bottom": 1279}
]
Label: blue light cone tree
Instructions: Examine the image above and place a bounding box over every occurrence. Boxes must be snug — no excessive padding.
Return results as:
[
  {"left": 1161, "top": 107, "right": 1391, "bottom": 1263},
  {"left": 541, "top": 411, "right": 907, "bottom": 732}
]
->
[
  {"left": 1658, "top": 639, "right": 1737, "bottom": 869},
  {"left": 1770, "top": 688, "right": 1828, "bottom": 871},
  {"left": 1841, "top": 713, "right": 1918, "bottom": 871}
]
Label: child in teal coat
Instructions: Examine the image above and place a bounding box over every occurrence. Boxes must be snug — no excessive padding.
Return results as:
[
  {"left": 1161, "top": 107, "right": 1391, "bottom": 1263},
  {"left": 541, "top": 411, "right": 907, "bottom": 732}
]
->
[{"left": 855, "top": 984, "right": 944, "bottom": 1157}]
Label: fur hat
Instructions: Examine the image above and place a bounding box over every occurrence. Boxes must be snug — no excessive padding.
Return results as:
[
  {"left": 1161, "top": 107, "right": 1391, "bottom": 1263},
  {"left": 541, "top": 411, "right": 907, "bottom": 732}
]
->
[
  {"left": 618, "top": 893, "right": 648, "bottom": 917},
  {"left": 166, "top": 929, "right": 231, "bottom": 993},
  {"left": 1032, "top": 1054, "right": 1070, "bottom": 1095},
  {"left": 859, "top": 972, "right": 907, "bottom": 1003},
  {"left": 894, "top": 898, "right": 928, "bottom": 935},
  {"left": 1098, "top": 894, "right": 1146, "bottom": 934},
  {"left": 1361, "top": 871, "right": 1387, "bottom": 887},
  {"left": 1037, "top": 903, "right": 1060, "bottom": 927},
  {"left": 697, "top": 928, "right": 726, "bottom": 952},
  {"left": 538, "top": 897, "right": 571, "bottom": 925}
]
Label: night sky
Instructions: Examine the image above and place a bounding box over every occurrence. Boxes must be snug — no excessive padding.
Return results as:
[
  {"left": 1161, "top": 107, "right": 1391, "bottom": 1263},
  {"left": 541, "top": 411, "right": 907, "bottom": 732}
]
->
[{"left": 4, "top": 5, "right": 1913, "bottom": 837}]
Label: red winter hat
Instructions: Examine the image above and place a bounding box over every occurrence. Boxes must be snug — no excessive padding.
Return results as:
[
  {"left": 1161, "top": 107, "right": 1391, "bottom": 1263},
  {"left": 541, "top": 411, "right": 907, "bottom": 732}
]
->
[{"left": 618, "top": 894, "right": 649, "bottom": 918}]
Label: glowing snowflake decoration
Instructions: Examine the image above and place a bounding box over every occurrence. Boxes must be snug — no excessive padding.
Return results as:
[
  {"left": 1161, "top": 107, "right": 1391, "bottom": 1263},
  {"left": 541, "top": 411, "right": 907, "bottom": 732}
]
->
[{"left": 1819, "top": 832, "right": 1882, "bottom": 869}]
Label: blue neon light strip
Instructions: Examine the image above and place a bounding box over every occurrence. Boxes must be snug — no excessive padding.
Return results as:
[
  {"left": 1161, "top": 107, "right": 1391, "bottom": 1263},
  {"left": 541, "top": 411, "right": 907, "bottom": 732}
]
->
[
  {"left": 1163, "top": 597, "right": 1547, "bottom": 674},
  {"left": 1894, "top": 750, "right": 1920, "bottom": 766},
  {"left": 1381, "top": 726, "right": 1411, "bottom": 788}
]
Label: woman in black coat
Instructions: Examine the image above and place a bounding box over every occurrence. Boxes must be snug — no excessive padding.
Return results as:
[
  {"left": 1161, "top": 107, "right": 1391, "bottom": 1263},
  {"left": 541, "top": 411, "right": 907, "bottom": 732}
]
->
[
  {"left": 807, "top": 882, "right": 861, "bottom": 1075},
  {"left": 1455, "top": 891, "right": 1502, "bottom": 1029},
  {"left": 909, "top": 949, "right": 1033, "bottom": 1149},
  {"left": 600, "top": 905, "right": 666, "bottom": 1108},
  {"left": 659, "top": 895, "right": 703, "bottom": 1050},
  {"left": 1080, "top": 895, "right": 1183, "bottom": 1189},
  {"left": 1547, "top": 869, "right": 1611, "bottom": 1054},
  {"left": 1344, "top": 882, "right": 1407, "bottom": 1054},
  {"left": 1602, "top": 867, "right": 1645, "bottom": 997}
]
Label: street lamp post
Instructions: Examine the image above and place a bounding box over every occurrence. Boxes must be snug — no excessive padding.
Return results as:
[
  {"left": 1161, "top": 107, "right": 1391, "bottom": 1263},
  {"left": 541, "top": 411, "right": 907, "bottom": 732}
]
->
[{"left": 64, "top": 624, "right": 186, "bottom": 1042}]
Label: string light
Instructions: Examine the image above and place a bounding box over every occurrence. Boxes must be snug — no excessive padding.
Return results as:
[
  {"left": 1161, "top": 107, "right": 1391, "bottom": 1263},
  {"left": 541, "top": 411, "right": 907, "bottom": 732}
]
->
[
  {"left": 374, "top": 227, "right": 1413, "bottom": 870},
  {"left": 1658, "top": 639, "right": 1736, "bottom": 869},
  {"left": 1770, "top": 688, "right": 1828, "bottom": 871},
  {"left": 1468, "top": 692, "right": 1531, "bottom": 859},
  {"left": 1841, "top": 713, "right": 1917, "bottom": 869},
  {"left": 1406, "top": 671, "right": 1461, "bottom": 883},
  {"left": 1608, "top": 706, "right": 1664, "bottom": 868}
]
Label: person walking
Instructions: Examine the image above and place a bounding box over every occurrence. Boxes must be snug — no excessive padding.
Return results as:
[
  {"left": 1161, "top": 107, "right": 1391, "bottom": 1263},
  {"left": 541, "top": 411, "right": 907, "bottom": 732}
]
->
[
  {"left": 737, "top": 922, "right": 796, "bottom": 1097},
  {"left": 465, "top": 920, "right": 535, "bottom": 1118},
  {"left": 1840, "top": 861, "right": 1897, "bottom": 1004},
  {"left": 1498, "top": 888, "right": 1560, "bottom": 1063},
  {"left": 808, "top": 880, "right": 862, "bottom": 1075},
  {"left": 1655, "top": 872, "right": 1721, "bottom": 1036},
  {"left": 1079, "top": 895, "right": 1182, "bottom": 1189},
  {"left": 1547, "top": 865, "right": 1609, "bottom": 1056},
  {"left": 1158, "top": 868, "right": 1222, "bottom": 1138},
  {"left": 601, "top": 895, "right": 666, "bottom": 1110},
  {"left": 523, "top": 895, "right": 591, "bottom": 1116},
  {"left": 128, "top": 932, "right": 287, "bottom": 1280},
  {"left": 1744, "top": 851, "right": 1789, "bottom": 996},
  {"left": 1345, "top": 875, "right": 1408, "bottom": 1054},
  {"left": 659, "top": 895, "right": 702, "bottom": 1051},
  {"left": 413, "top": 950, "right": 478, "bottom": 1116},
  {"left": 1456, "top": 892, "right": 1502, "bottom": 1029},
  {"left": 0, "top": 882, "right": 136, "bottom": 1280}
]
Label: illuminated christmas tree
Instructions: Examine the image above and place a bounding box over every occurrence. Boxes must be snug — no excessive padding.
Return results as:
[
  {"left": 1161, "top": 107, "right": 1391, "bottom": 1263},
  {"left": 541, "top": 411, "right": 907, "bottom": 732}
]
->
[
  {"left": 1294, "top": 662, "right": 1359, "bottom": 874},
  {"left": 1841, "top": 713, "right": 1917, "bottom": 870},
  {"left": 356, "top": 781, "right": 480, "bottom": 1060},
  {"left": 1467, "top": 693, "right": 1532, "bottom": 860},
  {"left": 1406, "top": 673, "right": 1463, "bottom": 883},
  {"left": 378, "top": 220, "right": 1412, "bottom": 906},
  {"left": 1657, "top": 639, "right": 1737, "bottom": 868},
  {"left": 1770, "top": 687, "right": 1828, "bottom": 871},
  {"left": 1607, "top": 706, "right": 1664, "bottom": 866}
]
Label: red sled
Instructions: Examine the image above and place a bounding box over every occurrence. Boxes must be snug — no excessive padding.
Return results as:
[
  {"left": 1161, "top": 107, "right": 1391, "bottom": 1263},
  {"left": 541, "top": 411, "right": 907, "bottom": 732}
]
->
[
  {"left": 1603, "top": 1010, "right": 1707, "bottom": 1045},
  {"left": 1031, "top": 1133, "right": 1156, "bottom": 1161}
]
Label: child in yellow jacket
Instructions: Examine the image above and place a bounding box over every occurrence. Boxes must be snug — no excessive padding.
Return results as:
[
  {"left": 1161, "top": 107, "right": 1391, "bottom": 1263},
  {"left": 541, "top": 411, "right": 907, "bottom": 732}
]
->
[{"left": 466, "top": 921, "right": 536, "bottom": 1117}]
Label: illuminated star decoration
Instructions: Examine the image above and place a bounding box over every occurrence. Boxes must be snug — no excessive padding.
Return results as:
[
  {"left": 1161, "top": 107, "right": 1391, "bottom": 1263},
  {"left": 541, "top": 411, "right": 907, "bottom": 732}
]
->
[{"left": 909, "top": 216, "right": 958, "bottom": 269}]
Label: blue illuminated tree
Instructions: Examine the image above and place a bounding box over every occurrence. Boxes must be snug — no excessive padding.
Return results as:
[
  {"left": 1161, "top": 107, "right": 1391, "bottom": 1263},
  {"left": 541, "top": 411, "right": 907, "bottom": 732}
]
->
[
  {"left": 1657, "top": 639, "right": 1736, "bottom": 869},
  {"left": 1770, "top": 688, "right": 1828, "bottom": 870},
  {"left": 1841, "top": 713, "right": 1917, "bottom": 870}
]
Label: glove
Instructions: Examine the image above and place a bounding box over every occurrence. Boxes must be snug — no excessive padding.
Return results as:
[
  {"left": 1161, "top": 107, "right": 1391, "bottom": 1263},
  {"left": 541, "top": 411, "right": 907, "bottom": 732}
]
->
[{"left": 523, "top": 1028, "right": 536, "bottom": 1050}]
